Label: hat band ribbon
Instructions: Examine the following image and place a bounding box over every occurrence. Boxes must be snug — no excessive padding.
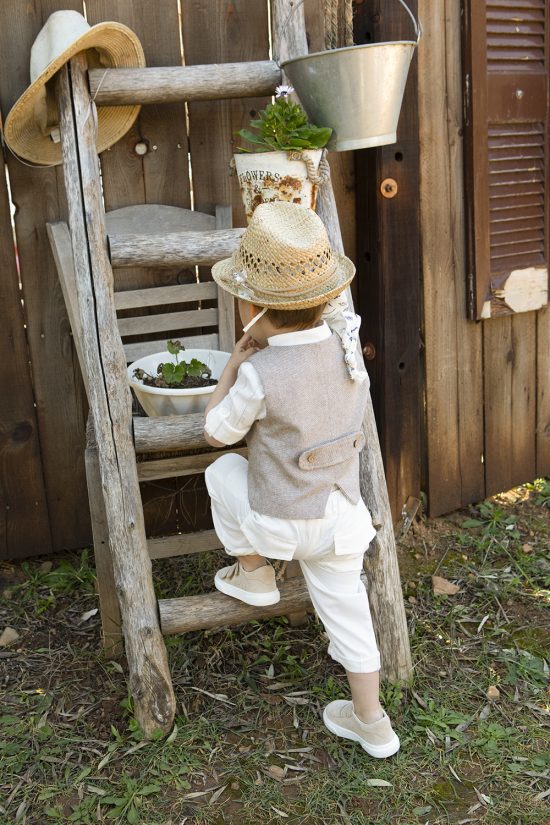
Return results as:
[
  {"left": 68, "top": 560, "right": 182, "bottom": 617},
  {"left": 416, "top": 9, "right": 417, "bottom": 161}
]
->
[{"left": 228, "top": 260, "right": 340, "bottom": 299}]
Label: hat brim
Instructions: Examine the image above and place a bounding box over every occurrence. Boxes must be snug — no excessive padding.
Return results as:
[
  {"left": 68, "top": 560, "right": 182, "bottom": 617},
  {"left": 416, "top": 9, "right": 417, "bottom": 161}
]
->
[
  {"left": 4, "top": 21, "right": 145, "bottom": 166},
  {"left": 212, "top": 253, "right": 356, "bottom": 309}
]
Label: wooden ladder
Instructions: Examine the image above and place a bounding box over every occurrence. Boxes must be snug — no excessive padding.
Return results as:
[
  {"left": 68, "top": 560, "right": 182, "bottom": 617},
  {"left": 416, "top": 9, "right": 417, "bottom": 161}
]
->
[{"left": 48, "top": 0, "right": 412, "bottom": 738}]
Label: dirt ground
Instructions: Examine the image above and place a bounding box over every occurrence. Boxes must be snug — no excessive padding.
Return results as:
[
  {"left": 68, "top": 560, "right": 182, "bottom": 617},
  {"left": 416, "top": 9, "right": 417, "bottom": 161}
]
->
[{"left": 1, "top": 480, "right": 549, "bottom": 824}]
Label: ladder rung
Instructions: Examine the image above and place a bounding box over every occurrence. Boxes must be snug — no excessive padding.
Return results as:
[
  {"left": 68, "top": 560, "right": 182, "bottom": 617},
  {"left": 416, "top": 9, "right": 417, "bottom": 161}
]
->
[
  {"left": 134, "top": 413, "right": 206, "bottom": 453},
  {"left": 89, "top": 61, "right": 281, "bottom": 105},
  {"left": 108, "top": 228, "right": 244, "bottom": 268},
  {"left": 159, "top": 575, "right": 313, "bottom": 634},
  {"left": 148, "top": 529, "right": 222, "bottom": 559}
]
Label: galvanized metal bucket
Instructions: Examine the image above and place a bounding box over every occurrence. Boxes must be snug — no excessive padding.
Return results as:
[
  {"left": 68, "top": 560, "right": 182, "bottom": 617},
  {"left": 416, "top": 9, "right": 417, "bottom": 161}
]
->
[{"left": 281, "top": 0, "right": 421, "bottom": 152}]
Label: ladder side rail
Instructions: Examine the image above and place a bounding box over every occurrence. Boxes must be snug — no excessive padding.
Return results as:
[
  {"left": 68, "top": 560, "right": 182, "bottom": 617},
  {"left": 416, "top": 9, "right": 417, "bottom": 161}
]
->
[{"left": 56, "top": 54, "right": 176, "bottom": 737}]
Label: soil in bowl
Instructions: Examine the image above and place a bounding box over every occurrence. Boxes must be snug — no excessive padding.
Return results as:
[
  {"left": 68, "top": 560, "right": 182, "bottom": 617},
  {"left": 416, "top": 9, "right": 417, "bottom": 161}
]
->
[{"left": 133, "top": 340, "right": 218, "bottom": 391}]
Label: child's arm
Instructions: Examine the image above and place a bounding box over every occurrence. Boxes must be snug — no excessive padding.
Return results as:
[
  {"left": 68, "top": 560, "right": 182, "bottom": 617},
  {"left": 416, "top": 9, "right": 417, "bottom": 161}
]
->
[{"left": 204, "top": 333, "right": 261, "bottom": 448}]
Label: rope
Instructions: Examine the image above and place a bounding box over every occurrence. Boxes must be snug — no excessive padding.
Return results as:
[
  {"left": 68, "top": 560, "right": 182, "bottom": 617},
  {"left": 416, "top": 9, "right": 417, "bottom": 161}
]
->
[
  {"left": 323, "top": 0, "right": 354, "bottom": 49},
  {"left": 343, "top": 0, "right": 354, "bottom": 46},
  {"left": 286, "top": 148, "right": 331, "bottom": 185}
]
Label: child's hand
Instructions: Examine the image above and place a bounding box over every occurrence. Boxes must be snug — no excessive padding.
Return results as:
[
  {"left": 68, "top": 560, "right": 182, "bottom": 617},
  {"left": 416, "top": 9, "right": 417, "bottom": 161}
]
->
[{"left": 229, "top": 334, "right": 260, "bottom": 368}]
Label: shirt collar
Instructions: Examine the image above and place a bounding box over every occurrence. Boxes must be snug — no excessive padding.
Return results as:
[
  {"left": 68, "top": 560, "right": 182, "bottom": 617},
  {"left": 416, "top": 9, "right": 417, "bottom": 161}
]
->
[{"left": 267, "top": 321, "right": 332, "bottom": 347}]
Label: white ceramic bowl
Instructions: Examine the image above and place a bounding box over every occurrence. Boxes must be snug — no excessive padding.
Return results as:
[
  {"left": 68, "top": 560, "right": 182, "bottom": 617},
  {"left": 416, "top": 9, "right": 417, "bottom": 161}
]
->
[{"left": 127, "top": 349, "right": 230, "bottom": 417}]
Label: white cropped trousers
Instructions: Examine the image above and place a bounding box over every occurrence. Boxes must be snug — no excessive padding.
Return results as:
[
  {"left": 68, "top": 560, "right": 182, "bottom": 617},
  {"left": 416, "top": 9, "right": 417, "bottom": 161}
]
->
[{"left": 205, "top": 453, "right": 380, "bottom": 674}]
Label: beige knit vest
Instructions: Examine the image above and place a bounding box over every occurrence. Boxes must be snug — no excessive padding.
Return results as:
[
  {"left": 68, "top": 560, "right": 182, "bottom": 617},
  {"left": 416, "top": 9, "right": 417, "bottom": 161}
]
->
[{"left": 246, "top": 334, "right": 368, "bottom": 519}]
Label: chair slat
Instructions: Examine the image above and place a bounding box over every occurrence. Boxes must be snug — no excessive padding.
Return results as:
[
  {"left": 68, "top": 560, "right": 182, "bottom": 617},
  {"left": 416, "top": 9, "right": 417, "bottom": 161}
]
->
[
  {"left": 124, "top": 333, "right": 219, "bottom": 362},
  {"left": 137, "top": 448, "right": 247, "bottom": 481},
  {"left": 118, "top": 307, "right": 218, "bottom": 337},
  {"left": 148, "top": 529, "right": 222, "bottom": 559},
  {"left": 115, "top": 281, "right": 217, "bottom": 310}
]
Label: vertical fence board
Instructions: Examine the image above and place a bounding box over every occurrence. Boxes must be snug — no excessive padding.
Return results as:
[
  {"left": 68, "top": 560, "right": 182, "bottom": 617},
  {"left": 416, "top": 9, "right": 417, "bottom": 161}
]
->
[
  {"left": 0, "top": 151, "right": 52, "bottom": 559},
  {"left": 85, "top": 0, "right": 197, "bottom": 537},
  {"left": 537, "top": 306, "right": 550, "bottom": 476},
  {"left": 418, "top": 0, "right": 484, "bottom": 515},
  {"left": 303, "top": 0, "right": 356, "bottom": 280},
  {"left": 182, "top": 0, "right": 271, "bottom": 227},
  {"left": 0, "top": 0, "right": 90, "bottom": 553},
  {"left": 354, "top": 1, "right": 421, "bottom": 520},
  {"left": 483, "top": 313, "right": 537, "bottom": 496}
]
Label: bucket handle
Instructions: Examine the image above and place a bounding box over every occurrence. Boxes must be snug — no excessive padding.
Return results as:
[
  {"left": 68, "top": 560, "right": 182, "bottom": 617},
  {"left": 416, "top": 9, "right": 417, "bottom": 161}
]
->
[
  {"left": 396, "top": 0, "right": 423, "bottom": 43},
  {"left": 278, "top": 0, "right": 422, "bottom": 53}
]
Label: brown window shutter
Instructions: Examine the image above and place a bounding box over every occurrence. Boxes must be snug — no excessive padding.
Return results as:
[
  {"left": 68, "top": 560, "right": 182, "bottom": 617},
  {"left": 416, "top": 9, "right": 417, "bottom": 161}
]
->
[{"left": 463, "top": 0, "right": 549, "bottom": 319}]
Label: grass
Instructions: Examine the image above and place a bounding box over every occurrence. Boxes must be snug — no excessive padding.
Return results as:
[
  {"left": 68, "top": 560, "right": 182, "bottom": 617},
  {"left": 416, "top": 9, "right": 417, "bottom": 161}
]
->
[{"left": 1, "top": 480, "right": 549, "bottom": 824}]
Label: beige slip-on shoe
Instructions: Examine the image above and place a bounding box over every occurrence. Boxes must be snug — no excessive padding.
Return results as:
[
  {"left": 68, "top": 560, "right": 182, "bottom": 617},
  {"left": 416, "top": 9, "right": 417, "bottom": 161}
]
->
[
  {"left": 214, "top": 561, "right": 280, "bottom": 607},
  {"left": 323, "top": 701, "right": 400, "bottom": 758}
]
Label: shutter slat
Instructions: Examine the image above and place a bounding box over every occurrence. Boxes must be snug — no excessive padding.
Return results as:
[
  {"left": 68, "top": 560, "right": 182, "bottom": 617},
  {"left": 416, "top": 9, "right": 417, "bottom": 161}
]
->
[{"left": 486, "top": 0, "right": 545, "bottom": 69}]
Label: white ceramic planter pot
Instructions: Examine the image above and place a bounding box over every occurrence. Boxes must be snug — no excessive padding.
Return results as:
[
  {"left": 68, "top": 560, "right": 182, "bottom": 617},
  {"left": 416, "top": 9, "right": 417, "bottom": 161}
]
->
[
  {"left": 234, "top": 149, "right": 323, "bottom": 222},
  {"left": 127, "top": 349, "right": 230, "bottom": 417}
]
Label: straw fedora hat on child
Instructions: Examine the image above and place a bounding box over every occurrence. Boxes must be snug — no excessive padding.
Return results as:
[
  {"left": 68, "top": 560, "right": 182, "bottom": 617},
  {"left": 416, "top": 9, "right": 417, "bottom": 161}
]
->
[
  {"left": 4, "top": 9, "right": 145, "bottom": 166},
  {"left": 212, "top": 202, "right": 355, "bottom": 310}
]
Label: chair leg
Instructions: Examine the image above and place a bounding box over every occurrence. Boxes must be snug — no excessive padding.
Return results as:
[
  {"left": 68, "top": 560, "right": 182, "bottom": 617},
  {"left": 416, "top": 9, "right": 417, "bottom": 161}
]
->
[{"left": 85, "top": 432, "right": 124, "bottom": 659}]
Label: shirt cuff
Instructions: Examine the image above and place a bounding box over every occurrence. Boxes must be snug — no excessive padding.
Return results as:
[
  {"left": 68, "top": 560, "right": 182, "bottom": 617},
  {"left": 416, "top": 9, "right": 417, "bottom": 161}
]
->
[{"left": 204, "top": 408, "right": 246, "bottom": 446}]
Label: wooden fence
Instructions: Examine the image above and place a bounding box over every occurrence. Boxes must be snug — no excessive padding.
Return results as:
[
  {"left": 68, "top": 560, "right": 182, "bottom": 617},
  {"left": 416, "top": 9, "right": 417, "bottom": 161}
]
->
[
  {"left": 0, "top": 0, "right": 355, "bottom": 559},
  {"left": 1, "top": 0, "right": 548, "bottom": 560}
]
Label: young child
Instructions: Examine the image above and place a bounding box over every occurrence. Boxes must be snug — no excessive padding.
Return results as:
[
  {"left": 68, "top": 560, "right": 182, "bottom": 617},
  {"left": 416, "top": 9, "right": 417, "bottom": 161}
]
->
[{"left": 203, "top": 202, "right": 399, "bottom": 759}]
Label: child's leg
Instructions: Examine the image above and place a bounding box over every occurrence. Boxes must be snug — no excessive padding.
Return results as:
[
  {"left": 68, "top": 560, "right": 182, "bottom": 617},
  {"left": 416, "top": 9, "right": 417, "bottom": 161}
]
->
[
  {"left": 204, "top": 453, "right": 265, "bottom": 567},
  {"left": 205, "top": 454, "right": 280, "bottom": 606},
  {"left": 297, "top": 554, "right": 382, "bottom": 718},
  {"left": 298, "top": 554, "right": 399, "bottom": 755},
  {"left": 346, "top": 670, "right": 383, "bottom": 724}
]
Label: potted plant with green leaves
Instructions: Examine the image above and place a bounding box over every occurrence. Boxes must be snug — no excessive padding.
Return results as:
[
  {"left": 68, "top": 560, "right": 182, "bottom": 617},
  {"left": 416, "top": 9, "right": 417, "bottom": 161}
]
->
[
  {"left": 127, "top": 340, "right": 230, "bottom": 417},
  {"left": 233, "top": 85, "right": 332, "bottom": 221}
]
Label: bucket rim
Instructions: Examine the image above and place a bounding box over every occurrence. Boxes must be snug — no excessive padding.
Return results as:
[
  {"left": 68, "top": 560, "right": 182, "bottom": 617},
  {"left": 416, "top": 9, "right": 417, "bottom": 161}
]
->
[{"left": 281, "top": 40, "right": 417, "bottom": 68}]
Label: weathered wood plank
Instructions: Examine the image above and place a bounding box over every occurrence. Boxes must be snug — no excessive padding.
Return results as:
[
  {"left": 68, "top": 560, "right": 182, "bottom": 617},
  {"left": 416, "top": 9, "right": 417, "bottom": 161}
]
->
[
  {"left": 118, "top": 307, "right": 218, "bottom": 337},
  {"left": 303, "top": 0, "right": 356, "bottom": 283},
  {"left": 147, "top": 529, "right": 221, "bottom": 560},
  {"left": 483, "top": 313, "right": 537, "bottom": 495},
  {"left": 182, "top": 0, "right": 271, "bottom": 226},
  {"left": 134, "top": 413, "right": 215, "bottom": 454},
  {"left": 86, "top": 0, "right": 199, "bottom": 540},
  {"left": 214, "top": 205, "right": 236, "bottom": 351},
  {"left": 85, "top": 420, "right": 123, "bottom": 658},
  {"left": 536, "top": 305, "right": 550, "bottom": 476},
  {"left": 89, "top": 61, "right": 281, "bottom": 104},
  {"left": 0, "top": 148, "right": 51, "bottom": 560},
  {"left": 418, "top": 0, "right": 484, "bottom": 514},
  {"left": 273, "top": 0, "right": 412, "bottom": 683},
  {"left": 106, "top": 204, "right": 216, "bottom": 236},
  {"left": 137, "top": 448, "right": 248, "bottom": 482},
  {"left": 159, "top": 574, "right": 316, "bottom": 634},
  {"left": 160, "top": 571, "right": 369, "bottom": 635},
  {"left": 115, "top": 282, "right": 217, "bottom": 311},
  {"left": 0, "top": 0, "right": 90, "bottom": 553},
  {"left": 57, "top": 55, "right": 174, "bottom": 736},
  {"left": 108, "top": 228, "right": 244, "bottom": 268},
  {"left": 125, "top": 334, "right": 219, "bottom": 362},
  {"left": 354, "top": 0, "right": 421, "bottom": 520}
]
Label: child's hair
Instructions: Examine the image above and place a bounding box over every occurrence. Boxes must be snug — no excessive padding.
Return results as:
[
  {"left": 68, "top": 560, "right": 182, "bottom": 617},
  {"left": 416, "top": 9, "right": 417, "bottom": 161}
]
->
[{"left": 261, "top": 302, "right": 327, "bottom": 331}]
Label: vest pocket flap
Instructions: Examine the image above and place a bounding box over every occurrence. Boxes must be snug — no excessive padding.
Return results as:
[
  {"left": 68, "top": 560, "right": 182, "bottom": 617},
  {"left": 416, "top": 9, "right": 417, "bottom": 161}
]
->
[{"left": 298, "top": 431, "right": 365, "bottom": 470}]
